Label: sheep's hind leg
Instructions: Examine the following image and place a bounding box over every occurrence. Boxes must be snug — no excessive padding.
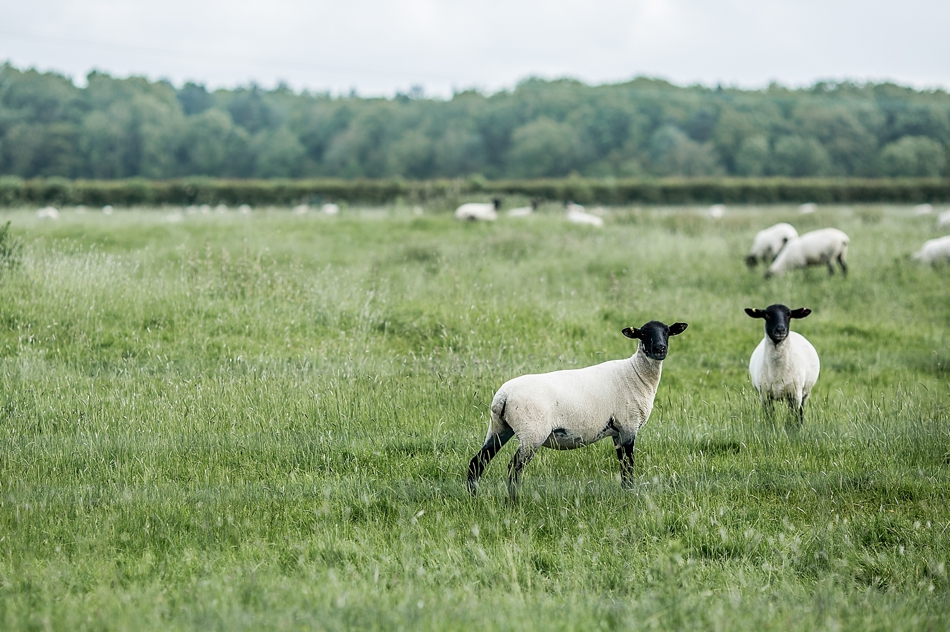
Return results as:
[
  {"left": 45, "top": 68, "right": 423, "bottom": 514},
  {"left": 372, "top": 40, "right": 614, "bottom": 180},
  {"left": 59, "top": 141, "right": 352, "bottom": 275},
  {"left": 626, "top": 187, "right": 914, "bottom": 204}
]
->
[
  {"left": 507, "top": 444, "right": 537, "bottom": 502},
  {"left": 467, "top": 428, "right": 514, "bottom": 496},
  {"left": 837, "top": 253, "right": 848, "bottom": 277},
  {"left": 613, "top": 434, "right": 637, "bottom": 490}
]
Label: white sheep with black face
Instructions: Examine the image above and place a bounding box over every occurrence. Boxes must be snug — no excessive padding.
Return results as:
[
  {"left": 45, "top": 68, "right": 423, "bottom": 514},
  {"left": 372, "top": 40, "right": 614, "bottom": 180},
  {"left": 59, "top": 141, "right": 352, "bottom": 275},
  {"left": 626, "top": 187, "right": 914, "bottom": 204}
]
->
[
  {"left": 466, "top": 320, "right": 688, "bottom": 501},
  {"left": 745, "top": 222, "right": 798, "bottom": 268},
  {"left": 455, "top": 198, "right": 500, "bottom": 221},
  {"left": 765, "top": 228, "right": 850, "bottom": 278},
  {"left": 745, "top": 304, "right": 820, "bottom": 422}
]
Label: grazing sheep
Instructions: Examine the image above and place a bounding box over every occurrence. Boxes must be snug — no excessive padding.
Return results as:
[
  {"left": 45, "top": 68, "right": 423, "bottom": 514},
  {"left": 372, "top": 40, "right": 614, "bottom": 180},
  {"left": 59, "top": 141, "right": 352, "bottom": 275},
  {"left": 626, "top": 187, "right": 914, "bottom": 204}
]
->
[
  {"left": 36, "top": 206, "right": 60, "bottom": 219},
  {"left": 765, "top": 228, "right": 850, "bottom": 278},
  {"left": 745, "top": 304, "right": 819, "bottom": 422},
  {"left": 937, "top": 210, "right": 950, "bottom": 229},
  {"left": 102, "top": 205, "right": 114, "bottom": 215},
  {"left": 455, "top": 199, "right": 500, "bottom": 221},
  {"left": 507, "top": 199, "right": 539, "bottom": 217},
  {"left": 214, "top": 204, "right": 228, "bottom": 213},
  {"left": 292, "top": 204, "right": 309, "bottom": 215},
  {"left": 798, "top": 203, "right": 817, "bottom": 214},
  {"left": 912, "top": 235, "right": 950, "bottom": 265},
  {"left": 239, "top": 204, "right": 252, "bottom": 215},
  {"left": 745, "top": 222, "right": 799, "bottom": 267},
  {"left": 466, "top": 320, "right": 688, "bottom": 501},
  {"left": 321, "top": 203, "right": 340, "bottom": 215},
  {"left": 707, "top": 204, "right": 726, "bottom": 218},
  {"left": 914, "top": 203, "right": 934, "bottom": 215},
  {"left": 565, "top": 201, "right": 604, "bottom": 227}
]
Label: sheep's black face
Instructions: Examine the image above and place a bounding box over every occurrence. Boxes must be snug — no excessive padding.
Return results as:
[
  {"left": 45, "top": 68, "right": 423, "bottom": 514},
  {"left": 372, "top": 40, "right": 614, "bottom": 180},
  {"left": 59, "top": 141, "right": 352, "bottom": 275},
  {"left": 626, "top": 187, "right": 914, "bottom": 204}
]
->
[
  {"left": 745, "top": 304, "right": 811, "bottom": 344},
  {"left": 622, "top": 320, "right": 688, "bottom": 361}
]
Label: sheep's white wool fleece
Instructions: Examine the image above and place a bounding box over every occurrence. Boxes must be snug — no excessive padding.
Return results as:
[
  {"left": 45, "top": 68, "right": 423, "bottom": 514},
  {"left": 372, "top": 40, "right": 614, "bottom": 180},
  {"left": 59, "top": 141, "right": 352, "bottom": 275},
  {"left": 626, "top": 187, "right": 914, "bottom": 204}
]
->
[
  {"left": 749, "top": 223, "right": 798, "bottom": 262},
  {"left": 487, "top": 349, "right": 662, "bottom": 449},
  {"left": 767, "top": 228, "right": 849, "bottom": 276},
  {"left": 749, "top": 331, "right": 819, "bottom": 406}
]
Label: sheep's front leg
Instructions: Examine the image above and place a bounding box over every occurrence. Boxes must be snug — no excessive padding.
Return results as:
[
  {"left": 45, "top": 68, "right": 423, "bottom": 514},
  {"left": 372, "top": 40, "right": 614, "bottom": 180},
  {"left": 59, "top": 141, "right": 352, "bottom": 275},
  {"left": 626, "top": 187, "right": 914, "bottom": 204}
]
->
[
  {"left": 613, "top": 434, "right": 637, "bottom": 490},
  {"left": 467, "top": 428, "right": 514, "bottom": 496},
  {"left": 507, "top": 445, "right": 537, "bottom": 502}
]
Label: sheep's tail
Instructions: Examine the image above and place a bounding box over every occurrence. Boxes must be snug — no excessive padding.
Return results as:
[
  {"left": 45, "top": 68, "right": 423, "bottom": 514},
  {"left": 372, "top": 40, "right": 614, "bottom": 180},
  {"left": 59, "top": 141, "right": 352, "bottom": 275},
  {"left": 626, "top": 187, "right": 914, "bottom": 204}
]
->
[{"left": 488, "top": 387, "right": 510, "bottom": 439}]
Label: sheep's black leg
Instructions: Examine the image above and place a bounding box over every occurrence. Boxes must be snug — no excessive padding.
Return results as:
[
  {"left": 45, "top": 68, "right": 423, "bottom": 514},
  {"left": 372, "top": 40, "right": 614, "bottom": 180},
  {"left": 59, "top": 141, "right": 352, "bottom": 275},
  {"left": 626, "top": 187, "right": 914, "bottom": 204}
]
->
[
  {"left": 837, "top": 253, "right": 848, "bottom": 277},
  {"left": 825, "top": 257, "right": 835, "bottom": 275},
  {"left": 466, "top": 428, "right": 514, "bottom": 496},
  {"left": 507, "top": 445, "right": 536, "bottom": 502},
  {"left": 613, "top": 435, "right": 637, "bottom": 490}
]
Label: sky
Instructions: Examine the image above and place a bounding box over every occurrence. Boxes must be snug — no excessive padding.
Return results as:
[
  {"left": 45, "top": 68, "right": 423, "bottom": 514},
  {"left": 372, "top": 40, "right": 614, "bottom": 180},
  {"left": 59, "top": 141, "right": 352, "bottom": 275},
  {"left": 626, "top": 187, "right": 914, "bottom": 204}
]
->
[{"left": 1, "top": 0, "right": 949, "bottom": 97}]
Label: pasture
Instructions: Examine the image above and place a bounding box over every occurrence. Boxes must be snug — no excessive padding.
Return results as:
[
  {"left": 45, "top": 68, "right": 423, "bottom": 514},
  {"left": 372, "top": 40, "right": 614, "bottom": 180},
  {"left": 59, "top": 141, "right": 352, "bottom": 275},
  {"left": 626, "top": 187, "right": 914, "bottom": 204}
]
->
[{"left": 0, "top": 203, "right": 948, "bottom": 630}]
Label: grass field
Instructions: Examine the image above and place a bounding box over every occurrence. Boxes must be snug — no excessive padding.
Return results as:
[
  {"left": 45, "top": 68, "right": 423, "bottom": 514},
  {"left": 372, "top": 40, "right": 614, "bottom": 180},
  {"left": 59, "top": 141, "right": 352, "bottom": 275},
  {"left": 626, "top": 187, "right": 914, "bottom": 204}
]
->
[{"left": 0, "top": 202, "right": 948, "bottom": 630}]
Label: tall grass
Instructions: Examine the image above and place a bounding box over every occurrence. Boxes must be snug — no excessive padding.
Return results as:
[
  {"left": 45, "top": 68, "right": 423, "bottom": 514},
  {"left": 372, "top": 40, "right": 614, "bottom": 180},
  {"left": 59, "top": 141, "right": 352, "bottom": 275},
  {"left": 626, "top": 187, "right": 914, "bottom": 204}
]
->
[{"left": 0, "top": 204, "right": 947, "bottom": 630}]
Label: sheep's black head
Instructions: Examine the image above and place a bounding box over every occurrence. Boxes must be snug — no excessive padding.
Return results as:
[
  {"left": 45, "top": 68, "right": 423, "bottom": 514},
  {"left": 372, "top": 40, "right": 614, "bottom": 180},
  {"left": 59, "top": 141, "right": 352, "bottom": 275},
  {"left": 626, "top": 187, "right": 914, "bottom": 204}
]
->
[
  {"left": 745, "top": 304, "right": 811, "bottom": 344},
  {"left": 492, "top": 197, "right": 502, "bottom": 209},
  {"left": 622, "top": 320, "right": 688, "bottom": 361}
]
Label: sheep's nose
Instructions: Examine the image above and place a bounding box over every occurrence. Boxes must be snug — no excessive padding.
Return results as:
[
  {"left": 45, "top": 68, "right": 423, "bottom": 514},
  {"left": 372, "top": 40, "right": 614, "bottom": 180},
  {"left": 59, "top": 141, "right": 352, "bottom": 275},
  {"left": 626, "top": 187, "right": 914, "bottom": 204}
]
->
[{"left": 655, "top": 344, "right": 667, "bottom": 354}]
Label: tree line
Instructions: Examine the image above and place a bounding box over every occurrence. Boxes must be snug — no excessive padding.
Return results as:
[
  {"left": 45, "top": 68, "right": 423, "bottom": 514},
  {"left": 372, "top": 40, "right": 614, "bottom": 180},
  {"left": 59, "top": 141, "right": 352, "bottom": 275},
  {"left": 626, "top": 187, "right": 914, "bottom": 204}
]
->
[{"left": 1, "top": 62, "right": 949, "bottom": 181}]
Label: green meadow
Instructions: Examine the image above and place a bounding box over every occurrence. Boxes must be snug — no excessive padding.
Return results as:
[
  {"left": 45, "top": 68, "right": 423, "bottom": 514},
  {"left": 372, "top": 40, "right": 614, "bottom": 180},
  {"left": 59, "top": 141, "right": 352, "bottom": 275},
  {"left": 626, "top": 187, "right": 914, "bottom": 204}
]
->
[{"left": 0, "top": 202, "right": 947, "bottom": 630}]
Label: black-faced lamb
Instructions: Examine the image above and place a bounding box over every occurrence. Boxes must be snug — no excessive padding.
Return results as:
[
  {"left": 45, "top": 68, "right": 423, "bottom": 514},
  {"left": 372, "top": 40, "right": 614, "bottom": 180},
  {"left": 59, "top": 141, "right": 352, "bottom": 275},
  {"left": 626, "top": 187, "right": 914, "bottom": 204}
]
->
[
  {"left": 745, "top": 222, "right": 798, "bottom": 267},
  {"left": 466, "top": 320, "right": 688, "bottom": 501},
  {"left": 765, "top": 228, "right": 849, "bottom": 278},
  {"left": 745, "top": 304, "right": 819, "bottom": 422}
]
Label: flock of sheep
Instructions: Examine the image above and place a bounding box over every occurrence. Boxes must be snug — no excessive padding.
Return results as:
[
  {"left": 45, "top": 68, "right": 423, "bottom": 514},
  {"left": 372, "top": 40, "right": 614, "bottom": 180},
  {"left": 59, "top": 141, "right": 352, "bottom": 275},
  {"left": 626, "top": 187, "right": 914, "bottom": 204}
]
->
[{"left": 465, "top": 201, "right": 948, "bottom": 501}]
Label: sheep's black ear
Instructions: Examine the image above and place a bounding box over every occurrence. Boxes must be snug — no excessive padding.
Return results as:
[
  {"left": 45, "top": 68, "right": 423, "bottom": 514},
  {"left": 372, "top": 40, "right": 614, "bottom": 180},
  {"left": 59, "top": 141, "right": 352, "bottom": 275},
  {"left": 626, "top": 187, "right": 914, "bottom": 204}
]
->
[
  {"left": 621, "top": 327, "right": 640, "bottom": 339},
  {"left": 745, "top": 308, "right": 765, "bottom": 318},
  {"left": 669, "top": 322, "right": 688, "bottom": 336},
  {"left": 790, "top": 307, "right": 812, "bottom": 319}
]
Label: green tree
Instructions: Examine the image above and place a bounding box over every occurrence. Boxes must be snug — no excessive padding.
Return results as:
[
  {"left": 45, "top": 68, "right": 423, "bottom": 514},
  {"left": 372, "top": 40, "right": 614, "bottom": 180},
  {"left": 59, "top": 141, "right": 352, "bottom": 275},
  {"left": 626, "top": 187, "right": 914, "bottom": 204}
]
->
[
  {"left": 770, "top": 136, "right": 833, "bottom": 176},
  {"left": 506, "top": 117, "right": 587, "bottom": 178},
  {"left": 878, "top": 136, "right": 947, "bottom": 177}
]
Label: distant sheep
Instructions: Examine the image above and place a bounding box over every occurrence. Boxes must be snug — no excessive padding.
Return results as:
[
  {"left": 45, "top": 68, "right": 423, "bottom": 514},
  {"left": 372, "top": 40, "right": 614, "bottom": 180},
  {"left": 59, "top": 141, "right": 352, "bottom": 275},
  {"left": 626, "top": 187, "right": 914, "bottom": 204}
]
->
[
  {"left": 798, "top": 203, "right": 817, "bottom": 214},
  {"left": 707, "top": 204, "right": 725, "bottom": 218},
  {"left": 937, "top": 210, "right": 950, "bottom": 229},
  {"left": 455, "top": 199, "right": 500, "bottom": 221},
  {"left": 508, "top": 199, "right": 539, "bottom": 217},
  {"left": 914, "top": 203, "right": 933, "bottom": 215},
  {"left": 765, "top": 228, "right": 849, "bottom": 278},
  {"left": 292, "top": 204, "right": 309, "bottom": 215},
  {"left": 466, "top": 320, "right": 688, "bottom": 500},
  {"left": 745, "top": 222, "right": 798, "bottom": 268},
  {"left": 912, "top": 235, "right": 950, "bottom": 265},
  {"left": 321, "top": 203, "right": 340, "bottom": 215},
  {"left": 102, "top": 205, "right": 114, "bottom": 215},
  {"left": 565, "top": 201, "right": 604, "bottom": 227},
  {"left": 745, "top": 304, "right": 819, "bottom": 422},
  {"left": 36, "top": 206, "right": 60, "bottom": 219}
]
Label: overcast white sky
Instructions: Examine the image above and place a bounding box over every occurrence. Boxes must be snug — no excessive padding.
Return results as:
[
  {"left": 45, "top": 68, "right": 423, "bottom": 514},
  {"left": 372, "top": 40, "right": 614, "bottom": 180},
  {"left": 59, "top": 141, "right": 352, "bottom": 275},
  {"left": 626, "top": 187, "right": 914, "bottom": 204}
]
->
[{"left": 1, "top": 0, "right": 948, "bottom": 97}]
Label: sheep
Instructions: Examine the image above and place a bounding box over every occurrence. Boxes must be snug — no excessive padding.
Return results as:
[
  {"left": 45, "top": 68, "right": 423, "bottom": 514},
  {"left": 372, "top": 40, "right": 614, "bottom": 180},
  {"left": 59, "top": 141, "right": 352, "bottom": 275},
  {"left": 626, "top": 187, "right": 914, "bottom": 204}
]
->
[
  {"left": 936, "top": 210, "right": 950, "bottom": 229},
  {"left": 102, "top": 205, "right": 114, "bottom": 215},
  {"left": 745, "top": 222, "right": 798, "bottom": 268},
  {"left": 707, "top": 204, "right": 726, "bottom": 218},
  {"left": 507, "top": 199, "right": 539, "bottom": 217},
  {"left": 455, "top": 198, "right": 500, "bottom": 221},
  {"left": 912, "top": 235, "right": 950, "bottom": 265},
  {"left": 798, "top": 203, "right": 817, "bottom": 214},
  {"left": 745, "top": 304, "right": 819, "bottom": 422},
  {"left": 765, "top": 228, "right": 849, "bottom": 278},
  {"left": 292, "top": 204, "right": 309, "bottom": 215},
  {"left": 321, "top": 203, "right": 340, "bottom": 215},
  {"left": 914, "top": 203, "right": 933, "bottom": 215},
  {"left": 36, "top": 206, "right": 60, "bottom": 219},
  {"left": 214, "top": 204, "right": 228, "bottom": 214},
  {"left": 466, "top": 320, "right": 688, "bottom": 501},
  {"left": 239, "top": 204, "right": 252, "bottom": 215},
  {"left": 565, "top": 201, "right": 604, "bottom": 227}
]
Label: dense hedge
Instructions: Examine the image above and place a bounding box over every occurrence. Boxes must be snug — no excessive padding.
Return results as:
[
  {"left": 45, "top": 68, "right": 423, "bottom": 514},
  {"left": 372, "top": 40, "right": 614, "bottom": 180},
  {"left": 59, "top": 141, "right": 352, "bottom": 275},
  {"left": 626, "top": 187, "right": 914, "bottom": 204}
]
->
[{"left": 1, "top": 176, "right": 948, "bottom": 207}]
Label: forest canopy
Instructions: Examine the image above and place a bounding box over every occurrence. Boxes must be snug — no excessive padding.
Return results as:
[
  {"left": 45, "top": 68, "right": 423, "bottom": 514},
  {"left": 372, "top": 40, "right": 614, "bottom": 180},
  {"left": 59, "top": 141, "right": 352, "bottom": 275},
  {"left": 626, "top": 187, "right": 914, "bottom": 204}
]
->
[{"left": 1, "top": 63, "right": 949, "bottom": 180}]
